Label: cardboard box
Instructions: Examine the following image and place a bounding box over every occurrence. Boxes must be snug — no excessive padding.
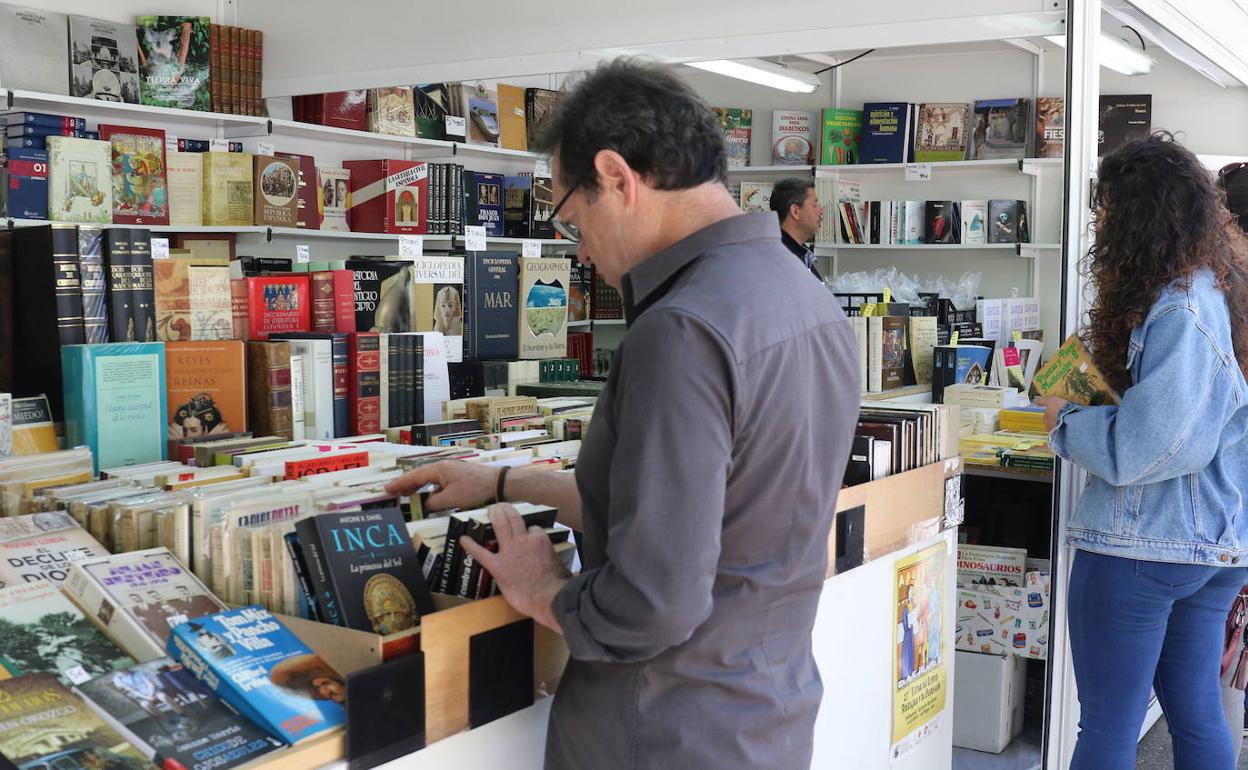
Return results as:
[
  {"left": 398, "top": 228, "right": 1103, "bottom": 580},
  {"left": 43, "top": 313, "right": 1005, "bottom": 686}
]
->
[{"left": 953, "top": 650, "right": 1026, "bottom": 753}]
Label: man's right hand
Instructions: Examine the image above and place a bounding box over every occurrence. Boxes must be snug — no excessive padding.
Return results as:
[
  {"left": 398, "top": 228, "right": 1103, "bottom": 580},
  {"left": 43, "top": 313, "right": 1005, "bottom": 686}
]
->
[{"left": 383, "top": 461, "right": 498, "bottom": 513}]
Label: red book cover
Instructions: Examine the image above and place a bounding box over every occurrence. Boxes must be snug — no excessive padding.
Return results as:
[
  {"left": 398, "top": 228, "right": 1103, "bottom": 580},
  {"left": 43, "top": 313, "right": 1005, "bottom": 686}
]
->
[
  {"left": 98, "top": 124, "right": 170, "bottom": 226},
  {"left": 343, "top": 159, "right": 428, "bottom": 234},
  {"left": 310, "top": 270, "right": 355, "bottom": 333},
  {"left": 277, "top": 151, "right": 318, "bottom": 229},
  {"left": 230, "top": 278, "right": 249, "bottom": 339},
  {"left": 245, "top": 275, "right": 312, "bottom": 339},
  {"left": 348, "top": 332, "right": 381, "bottom": 434},
  {"left": 319, "top": 91, "right": 368, "bottom": 131},
  {"left": 284, "top": 450, "right": 369, "bottom": 480}
]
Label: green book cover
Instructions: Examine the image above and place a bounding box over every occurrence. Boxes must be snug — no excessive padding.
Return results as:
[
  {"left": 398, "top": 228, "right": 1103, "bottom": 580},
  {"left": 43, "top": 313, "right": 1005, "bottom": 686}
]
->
[
  {"left": 821, "top": 108, "right": 863, "bottom": 165},
  {"left": 914, "top": 103, "right": 972, "bottom": 163},
  {"left": 136, "top": 16, "right": 211, "bottom": 111},
  {"left": 713, "top": 107, "right": 753, "bottom": 169},
  {"left": 62, "top": 342, "right": 168, "bottom": 474}
]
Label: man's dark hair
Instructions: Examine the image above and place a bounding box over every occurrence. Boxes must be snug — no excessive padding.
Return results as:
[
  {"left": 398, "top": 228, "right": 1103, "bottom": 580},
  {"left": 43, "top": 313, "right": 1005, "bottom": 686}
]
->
[
  {"left": 770, "top": 177, "right": 816, "bottom": 224},
  {"left": 531, "top": 58, "right": 727, "bottom": 197}
]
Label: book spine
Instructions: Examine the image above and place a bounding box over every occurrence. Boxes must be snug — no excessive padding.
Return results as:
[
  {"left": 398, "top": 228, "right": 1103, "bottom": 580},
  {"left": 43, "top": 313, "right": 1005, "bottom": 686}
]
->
[
  {"left": 401, "top": 335, "right": 415, "bottom": 427},
  {"left": 311, "top": 272, "right": 335, "bottom": 332},
  {"left": 330, "top": 336, "right": 349, "bottom": 437},
  {"left": 247, "top": 341, "right": 294, "bottom": 439},
  {"left": 332, "top": 270, "right": 354, "bottom": 333},
  {"left": 457, "top": 519, "right": 490, "bottom": 598},
  {"left": 77, "top": 227, "right": 109, "bottom": 344},
  {"left": 462, "top": 259, "right": 476, "bottom": 362},
  {"left": 105, "top": 228, "right": 134, "bottom": 342},
  {"left": 210, "top": 24, "right": 222, "bottom": 114},
  {"left": 295, "top": 520, "right": 344, "bottom": 626},
  {"left": 230, "top": 279, "right": 248, "bottom": 340},
  {"left": 414, "top": 336, "right": 425, "bottom": 425},
  {"left": 130, "top": 229, "right": 157, "bottom": 341},
  {"left": 388, "top": 336, "right": 400, "bottom": 428},
  {"left": 434, "top": 516, "right": 467, "bottom": 594},
  {"left": 283, "top": 531, "right": 322, "bottom": 622},
  {"left": 253, "top": 31, "right": 264, "bottom": 117},
  {"left": 51, "top": 225, "right": 86, "bottom": 346},
  {"left": 348, "top": 334, "right": 380, "bottom": 434}
]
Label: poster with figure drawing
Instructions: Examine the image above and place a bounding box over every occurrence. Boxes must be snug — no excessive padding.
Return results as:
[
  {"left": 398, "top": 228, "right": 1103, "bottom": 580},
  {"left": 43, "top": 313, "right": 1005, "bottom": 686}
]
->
[{"left": 891, "top": 540, "right": 948, "bottom": 761}]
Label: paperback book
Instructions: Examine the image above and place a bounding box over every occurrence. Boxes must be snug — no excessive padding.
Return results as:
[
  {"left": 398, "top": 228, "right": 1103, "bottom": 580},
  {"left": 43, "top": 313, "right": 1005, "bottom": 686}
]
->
[
  {"left": 68, "top": 15, "right": 141, "bottom": 103},
  {"left": 0, "top": 581, "right": 132, "bottom": 685},
  {"left": 713, "top": 107, "right": 752, "bottom": 168},
  {"left": 136, "top": 16, "right": 211, "bottom": 111},
  {"left": 771, "top": 110, "right": 818, "bottom": 165},
  {"left": 99, "top": 124, "right": 169, "bottom": 225}
]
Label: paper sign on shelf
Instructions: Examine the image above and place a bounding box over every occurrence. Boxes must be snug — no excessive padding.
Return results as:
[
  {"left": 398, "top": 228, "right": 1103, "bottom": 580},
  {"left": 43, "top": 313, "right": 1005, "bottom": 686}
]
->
[
  {"left": 904, "top": 163, "right": 932, "bottom": 182},
  {"left": 209, "top": 138, "right": 230, "bottom": 152},
  {"left": 399, "top": 236, "right": 424, "bottom": 258},
  {"left": 950, "top": 331, "right": 960, "bottom": 346},
  {"left": 534, "top": 158, "right": 552, "bottom": 178},
  {"left": 165, "top": 135, "right": 178, "bottom": 154},
  {"left": 296, "top": 244, "right": 310, "bottom": 264},
  {"left": 446, "top": 116, "right": 467, "bottom": 138},
  {"left": 464, "top": 226, "right": 487, "bottom": 252},
  {"left": 522, "top": 240, "right": 542, "bottom": 258},
  {"left": 256, "top": 141, "right": 275, "bottom": 156},
  {"left": 151, "top": 238, "right": 170, "bottom": 259}
]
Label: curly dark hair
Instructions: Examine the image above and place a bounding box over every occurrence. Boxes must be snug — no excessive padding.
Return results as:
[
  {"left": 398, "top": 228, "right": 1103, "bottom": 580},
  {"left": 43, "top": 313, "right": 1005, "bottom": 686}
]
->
[{"left": 1084, "top": 132, "right": 1248, "bottom": 393}]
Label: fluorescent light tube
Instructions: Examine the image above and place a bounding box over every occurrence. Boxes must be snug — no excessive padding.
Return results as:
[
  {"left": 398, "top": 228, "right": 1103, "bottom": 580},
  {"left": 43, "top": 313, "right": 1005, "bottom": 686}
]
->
[
  {"left": 1045, "top": 33, "right": 1155, "bottom": 75},
  {"left": 686, "top": 58, "right": 822, "bottom": 93}
]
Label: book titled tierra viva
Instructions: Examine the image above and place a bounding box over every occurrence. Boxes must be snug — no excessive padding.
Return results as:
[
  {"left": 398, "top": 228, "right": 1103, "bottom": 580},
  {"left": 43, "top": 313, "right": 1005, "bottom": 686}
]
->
[{"left": 1031, "top": 334, "right": 1120, "bottom": 406}]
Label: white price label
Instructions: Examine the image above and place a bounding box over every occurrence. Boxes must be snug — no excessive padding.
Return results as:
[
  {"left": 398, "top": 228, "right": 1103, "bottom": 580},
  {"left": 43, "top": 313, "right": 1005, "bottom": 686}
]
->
[
  {"left": 165, "top": 135, "right": 179, "bottom": 154},
  {"left": 904, "top": 163, "right": 932, "bottom": 182},
  {"left": 399, "top": 235, "right": 424, "bottom": 258},
  {"left": 464, "top": 225, "right": 487, "bottom": 252},
  {"left": 151, "top": 237, "right": 170, "bottom": 259},
  {"left": 514, "top": 107, "right": 525, "bottom": 117},
  {"left": 65, "top": 666, "right": 91, "bottom": 685},
  {"left": 446, "top": 115, "right": 467, "bottom": 138},
  {"left": 296, "top": 244, "right": 310, "bottom": 263},
  {"left": 534, "top": 158, "right": 552, "bottom": 178},
  {"left": 256, "top": 141, "right": 275, "bottom": 156},
  {"left": 1010, "top": 287, "right": 1020, "bottom": 298},
  {"left": 209, "top": 138, "right": 230, "bottom": 152},
  {"left": 521, "top": 239, "right": 542, "bottom": 258}
]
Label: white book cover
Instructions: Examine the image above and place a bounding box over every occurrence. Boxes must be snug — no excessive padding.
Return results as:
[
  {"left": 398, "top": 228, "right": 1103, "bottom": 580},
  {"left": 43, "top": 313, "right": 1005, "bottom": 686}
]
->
[
  {"left": 909, "top": 316, "right": 939, "bottom": 385},
  {"left": 850, "top": 316, "right": 868, "bottom": 389},
  {"left": 957, "top": 544, "right": 1028, "bottom": 588},
  {"left": 166, "top": 151, "right": 203, "bottom": 227},
  {"left": 867, "top": 316, "right": 883, "bottom": 392},
  {"left": 0, "top": 4, "right": 69, "bottom": 95},
  {"left": 288, "top": 340, "right": 333, "bottom": 440},
  {"left": 418, "top": 331, "right": 451, "bottom": 423},
  {"left": 771, "top": 110, "right": 819, "bottom": 165},
  {"left": 740, "top": 182, "right": 773, "bottom": 214},
  {"left": 288, "top": 353, "right": 305, "bottom": 441},
  {"left": 815, "top": 178, "right": 838, "bottom": 245},
  {"left": 0, "top": 393, "right": 10, "bottom": 459},
  {"left": 960, "top": 200, "right": 988, "bottom": 244},
  {"left": 903, "top": 201, "right": 926, "bottom": 244},
  {"left": 317, "top": 166, "right": 351, "bottom": 231},
  {"left": 378, "top": 333, "right": 390, "bottom": 430}
]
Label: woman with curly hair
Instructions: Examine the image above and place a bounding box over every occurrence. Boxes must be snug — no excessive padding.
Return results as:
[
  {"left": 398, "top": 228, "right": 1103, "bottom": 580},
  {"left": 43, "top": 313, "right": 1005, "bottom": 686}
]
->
[{"left": 1036, "top": 133, "right": 1248, "bottom": 769}]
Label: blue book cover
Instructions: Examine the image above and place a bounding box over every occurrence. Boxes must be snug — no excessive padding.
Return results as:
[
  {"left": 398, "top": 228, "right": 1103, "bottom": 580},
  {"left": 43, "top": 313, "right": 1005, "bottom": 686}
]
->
[
  {"left": 5, "top": 124, "right": 86, "bottom": 138},
  {"left": 466, "top": 172, "right": 505, "bottom": 237},
  {"left": 859, "top": 102, "right": 911, "bottom": 164},
  {"left": 953, "top": 345, "right": 994, "bottom": 385},
  {"left": 2, "top": 112, "right": 87, "bottom": 131},
  {"left": 62, "top": 342, "right": 168, "bottom": 474},
  {"left": 502, "top": 175, "right": 532, "bottom": 238},
  {"left": 463, "top": 251, "right": 519, "bottom": 361},
  {"left": 7, "top": 148, "right": 49, "bottom": 218},
  {"left": 167, "top": 606, "right": 346, "bottom": 745}
]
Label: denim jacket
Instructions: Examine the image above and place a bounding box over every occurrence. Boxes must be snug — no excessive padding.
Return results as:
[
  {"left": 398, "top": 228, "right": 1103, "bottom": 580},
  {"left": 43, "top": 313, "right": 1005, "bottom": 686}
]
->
[{"left": 1050, "top": 268, "right": 1248, "bottom": 566}]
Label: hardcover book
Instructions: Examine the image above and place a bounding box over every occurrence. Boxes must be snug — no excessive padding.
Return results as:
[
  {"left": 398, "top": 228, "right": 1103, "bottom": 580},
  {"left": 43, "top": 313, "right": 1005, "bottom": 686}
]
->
[
  {"left": 1099, "top": 94, "right": 1152, "bottom": 156},
  {"left": 276, "top": 152, "right": 317, "bottom": 229},
  {"left": 0, "top": 4, "right": 68, "bottom": 95},
  {"left": 246, "top": 340, "right": 294, "bottom": 440},
  {"left": 77, "top": 659, "right": 285, "bottom": 768},
  {"left": 7, "top": 225, "right": 77, "bottom": 419},
  {"left": 367, "top": 87, "right": 416, "bottom": 137},
  {"left": 347, "top": 258, "right": 413, "bottom": 332},
  {"left": 524, "top": 88, "right": 562, "bottom": 143},
  {"left": 821, "top": 108, "right": 863, "bottom": 165},
  {"left": 154, "top": 259, "right": 232, "bottom": 341},
  {"left": 496, "top": 83, "right": 528, "bottom": 152},
  {"left": 252, "top": 154, "right": 299, "bottom": 227},
  {"left": 68, "top": 15, "right": 140, "bottom": 103},
  {"left": 348, "top": 332, "right": 381, "bottom": 434},
  {"left": 136, "top": 16, "right": 211, "bottom": 111},
  {"left": 165, "top": 340, "right": 247, "bottom": 453},
  {"left": 1035, "top": 97, "right": 1065, "bottom": 158},
  {"left": 0, "top": 582, "right": 130, "bottom": 685},
  {"left": 63, "top": 548, "right": 226, "bottom": 662},
  {"left": 46, "top": 137, "right": 113, "bottom": 224},
  {"left": 867, "top": 315, "right": 906, "bottom": 391},
  {"left": 202, "top": 151, "right": 253, "bottom": 226},
  {"left": 316, "top": 166, "right": 351, "bottom": 231},
  {"left": 413, "top": 84, "right": 450, "bottom": 140},
  {"left": 466, "top": 87, "right": 500, "bottom": 147},
  {"left": 988, "top": 200, "right": 1028, "bottom": 244},
  {"left": 6, "top": 147, "right": 50, "bottom": 219},
  {"left": 104, "top": 227, "right": 139, "bottom": 342},
  {"left": 166, "top": 606, "right": 346, "bottom": 744},
  {"left": 272, "top": 332, "right": 348, "bottom": 438},
  {"left": 463, "top": 252, "right": 520, "bottom": 361},
  {"left": 310, "top": 269, "right": 355, "bottom": 334},
  {"left": 518, "top": 257, "right": 570, "bottom": 360},
  {"left": 713, "top": 107, "right": 752, "bottom": 168},
  {"left": 771, "top": 110, "right": 818, "bottom": 165},
  {"left": 914, "top": 103, "right": 971, "bottom": 163},
  {"left": 97, "top": 124, "right": 169, "bottom": 225},
  {"left": 411, "top": 256, "right": 466, "bottom": 363},
  {"left": 0, "top": 673, "right": 149, "bottom": 767},
  {"left": 243, "top": 275, "right": 312, "bottom": 340},
  {"left": 166, "top": 151, "right": 203, "bottom": 226},
  {"left": 344, "top": 159, "right": 428, "bottom": 234},
  {"left": 0, "top": 515, "right": 108, "bottom": 588},
  {"left": 77, "top": 226, "right": 109, "bottom": 343},
  {"left": 130, "top": 229, "right": 158, "bottom": 342},
  {"left": 503, "top": 175, "right": 532, "bottom": 238},
  {"left": 529, "top": 176, "right": 555, "bottom": 239},
  {"left": 1032, "top": 334, "right": 1119, "bottom": 406},
  {"left": 859, "top": 102, "right": 913, "bottom": 164},
  {"left": 463, "top": 170, "right": 505, "bottom": 237},
  {"left": 967, "top": 98, "right": 1030, "bottom": 160},
  {"left": 61, "top": 342, "right": 167, "bottom": 473},
  {"left": 568, "top": 261, "right": 591, "bottom": 323}
]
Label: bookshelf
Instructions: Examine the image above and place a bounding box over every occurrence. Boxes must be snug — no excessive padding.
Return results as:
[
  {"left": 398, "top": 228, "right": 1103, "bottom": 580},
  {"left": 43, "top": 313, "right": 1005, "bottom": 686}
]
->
[
  {"left": 728, "top": 158, "right": 1062, "bottom": 176},
  {"left": 2, "top": 88, "right": 270, "bottom": 130},
  {"left": 815, "top": 242, "right": 1059, "bottom": 255}
]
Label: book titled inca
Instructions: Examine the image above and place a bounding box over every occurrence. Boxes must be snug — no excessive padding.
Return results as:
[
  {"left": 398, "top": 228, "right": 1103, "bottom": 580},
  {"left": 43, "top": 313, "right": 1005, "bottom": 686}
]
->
[
  {"left": 821, "top": 108, "right": 862, "bottom": 165},
  {"left": 367, "top": 87, "right": 416, "bottom": 136},
  {"left": 46, "top": 136, "right": 113, "bottom": 224},
  {"left": 496, "top": 83, "right": 528, "bottom": 152},
  {"left": 136, "top": 16, "right": 211, "bottom": 111},
  {"left": 462, "top": 170, "right": 504, "bottom": 237},
  {"left": 316, "top": 166, "right": 350, "bottom": 231},
  {"left": 771, "top": 110, "right": 818, "bottom": 165},
  {"left": 0, "top": 514, "right": 108, "bottom": 588},
  {"left": 168, "top": 606, "right": 346, "bottom": 744},
  {"left": 1036, "top": 97, "right": 1065, "bottom": 159},
  {"left": 243, "top": 275, "right": 312, "bottom": 340},
  {"left": 713, "top": 107, "right": 752, "bottom": 168},
  {"left": 61, "top": 342, "right": 167, "bottom": 474},
  {"left": 0, "top": 673, "right": 149, "bottom": 768},
  {"left": 0, "top": 4, "right": 68, "bottom": 95},
  {"left": 154, "top": 259, "right": 232, "bottom": 341},
  {"left": 410, "top": 256, "right": 466, "bottom": 363},
  {"left": 77, "top": 658, "right": 286, "bottom": 768},
  {"left": 252, "top": 155, "right": 299, "bottom": 227},
  {"left": 463, "top": 252, "right": 520, "bottom": 362},
  {"left": 246, "top": 340, "right": 294, "bottom": 440},
  {"left": 344, "top": 159, "right": 428, "bottom": 234},
  {"left": 202, "top": 151, "right": 254, "bottom": 226},
  {"left": 914, "top": 103, "right": 971, "bottom": 162},
  {"left": 0, "top": 582, "right": 131, "bottom": 685},
  {"left": 165, "top": 340, "right": 247, "bottom": 455},
  {"left": 519, "top": 256, "right": 570, "bottom": 360},
  {"left": 1032, "top": 334, "right": 1120, "bottom": 406},
  {"left": 296, "top": 507, "right": 436, "bottom": 632},
  {"left": 967, "top": 98, "right": 1030, "bottom": 161},
  {"left": 166, "top": 150, "right": 203, "bottom": 226},
  {"left": 64, "top": 548, "right": 226, "bottom": 662},
  {"left": 68, "top": 15, "right": 141, "bottom": 103},
  {"left": 97, "top": 124, "right": 168, "bottom": 226}
]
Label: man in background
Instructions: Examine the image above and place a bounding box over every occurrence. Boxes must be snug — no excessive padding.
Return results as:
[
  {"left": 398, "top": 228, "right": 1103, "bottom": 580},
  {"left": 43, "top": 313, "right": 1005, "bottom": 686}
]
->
[{"left": 771, "top": 175, "right": 825, "bottom": 281}]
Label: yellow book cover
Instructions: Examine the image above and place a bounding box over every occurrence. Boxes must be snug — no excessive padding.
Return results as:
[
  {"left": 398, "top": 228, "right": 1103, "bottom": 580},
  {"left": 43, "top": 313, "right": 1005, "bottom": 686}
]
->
[
  {"left": 202, "top": 151, "right": 254, "bottom": 226},
  {"left": 167, "top": 150, "right": 204, "bottom": 226},
  {"left": 10, "top": 396, "right": 59, "bottom": 456},
  {"left": 1031, "top": 334, "right": 1120, "bottom": 406},
  {"left": 497, "top": 83, "right": 528, "bottom": 151}
]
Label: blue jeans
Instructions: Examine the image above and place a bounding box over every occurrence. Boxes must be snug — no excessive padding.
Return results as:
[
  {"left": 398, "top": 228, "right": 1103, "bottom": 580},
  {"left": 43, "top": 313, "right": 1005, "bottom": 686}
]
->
[{"left": 1068, "top": 549, "right": 1247, "bottom": 770}]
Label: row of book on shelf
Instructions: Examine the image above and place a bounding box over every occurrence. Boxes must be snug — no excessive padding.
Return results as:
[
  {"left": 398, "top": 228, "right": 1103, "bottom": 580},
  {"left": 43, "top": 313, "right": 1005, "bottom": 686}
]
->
[
  {"left": 0, "top": 108, "right": 564, "bottom": 237},
  {"left": 0, "top": 9, "right": 263, "bottom": 115},
  {"left": 714, "top": 93, "right": 1152, "bottom": 167}
]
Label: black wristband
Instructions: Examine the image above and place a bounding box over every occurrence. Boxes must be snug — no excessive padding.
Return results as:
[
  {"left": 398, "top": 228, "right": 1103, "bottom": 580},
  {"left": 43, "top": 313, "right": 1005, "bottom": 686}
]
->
[{"left": 494, "top": 465, "right": 511, "bottom": 505}]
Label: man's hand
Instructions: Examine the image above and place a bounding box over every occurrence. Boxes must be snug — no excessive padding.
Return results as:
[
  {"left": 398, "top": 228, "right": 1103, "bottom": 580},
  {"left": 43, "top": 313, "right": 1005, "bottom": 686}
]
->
[
  {"left": 461, "top": 504, "right": 570, "bottom": 633},
  {"left": 384, "top": 460, "right": 498, "bottom": 512},
  {"left": 1035, "top": 396, "right": 1071, "bottom": 433}
]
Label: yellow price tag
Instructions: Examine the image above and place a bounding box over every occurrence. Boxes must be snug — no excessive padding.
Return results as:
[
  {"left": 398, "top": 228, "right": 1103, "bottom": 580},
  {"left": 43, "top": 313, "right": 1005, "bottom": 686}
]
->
[
  {"left": 950, "top": 331, "right": 960, "bottom": 345},
  {"left": 1012, "top": 330, "right": 1023, "bottom": 342},
  {"left": 861, "top": 303, "right": 878, "bottom": 317},
  {"left": 883, "top": 288, "right": 892, "bottom": 304}
]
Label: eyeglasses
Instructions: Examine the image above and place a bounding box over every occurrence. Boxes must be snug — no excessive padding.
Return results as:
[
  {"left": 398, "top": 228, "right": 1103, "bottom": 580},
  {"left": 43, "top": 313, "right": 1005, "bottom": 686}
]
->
[{"left": 549, "top": 182, "right": 580, "bottom": 243}]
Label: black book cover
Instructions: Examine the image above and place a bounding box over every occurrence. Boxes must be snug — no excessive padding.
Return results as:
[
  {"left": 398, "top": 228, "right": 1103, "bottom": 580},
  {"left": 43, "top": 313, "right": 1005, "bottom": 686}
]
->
[
  {"left": 346, "top": 652, "right": 426, "bottom": 770},
  {"left": 452, "top": 163, "right": 465, "bottom": 235},
  {"left": 434, "top": 514, "right": 469, "bottom": 594},
  {"left": 0, "top": 231, "right": 12, "bottom": 391},
  {"left": 300, "top": 507, "right": 436, "bottom": 633},
  {"left": 461, "top": 168, "right": 479, "bottom": 233},
  {"left": 412, "top": 334, "right": 425, "bottom": 426},
  {"left": 843, "top": 435, "right": 874, "bottom": 487},
  {"left": 294, "top": 516, "right": 345, "bottom": 627},
  {"left": 387, "top": 335, "right": 400, "bottom": 428},
  {"left": 924, "top": 201, "right": 960, "bottom": 244},
  {"left": 130, "top": 228, "right": 156, "bottom": 341},
  {"left": 238, "top": 256, "right": 295, "bottom": 276},
  {"left": 503, "top": 175, "right": 531, "bottom": 238},
  {"left": 454, "top": 507, "right": 558, "bottom": 599},
  {"left": 988, "top": 200, "right": 1028, "bottom": 244},
  {"left": 447, "top": 362, "right": 485, "bottom": 400},
  {"left": 1098, "top": 94, "right": 1152, "bottom": 157},
  {"left": 468, "top": 620, "right": 534, "bottom": 728},
  {"left": 50, "top": 225, "right": 86, "bottom": 347},
  {"left": 284, "top": 531, "right": 322, "bottom": 622},
  {"left": 529, "top": 176, "right": 555, "bottom": 239},
  {"left": 104, "top": 227, "right": 135, "bottom": 342},
  {"left": 77, "top": 226, "right": 109, "bottom": 343},
  {"left": 463, "top": 252, "right": 520, "bottom": 362},
  {"left": 12, "top": 225, "right": 81, "bottom": 417},
  {"left": 347, "top": 258, "right": 413, "bottom": 333}
]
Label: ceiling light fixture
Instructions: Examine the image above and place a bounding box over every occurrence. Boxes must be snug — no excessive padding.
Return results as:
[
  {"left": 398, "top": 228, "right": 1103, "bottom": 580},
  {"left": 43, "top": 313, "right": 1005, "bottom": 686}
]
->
[
  {"left": 685, "top": 58, "right": 822, "bottom": 93},
  {"left": 1045, "top": 33, "right": 1155, "bottom": 75}
]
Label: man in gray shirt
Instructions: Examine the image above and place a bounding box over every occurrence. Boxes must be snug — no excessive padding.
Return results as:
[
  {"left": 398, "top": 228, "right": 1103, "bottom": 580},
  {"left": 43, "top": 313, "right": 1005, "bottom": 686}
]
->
[{"left": 387, "top": 58, "right": 861, "bottom": 769}]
